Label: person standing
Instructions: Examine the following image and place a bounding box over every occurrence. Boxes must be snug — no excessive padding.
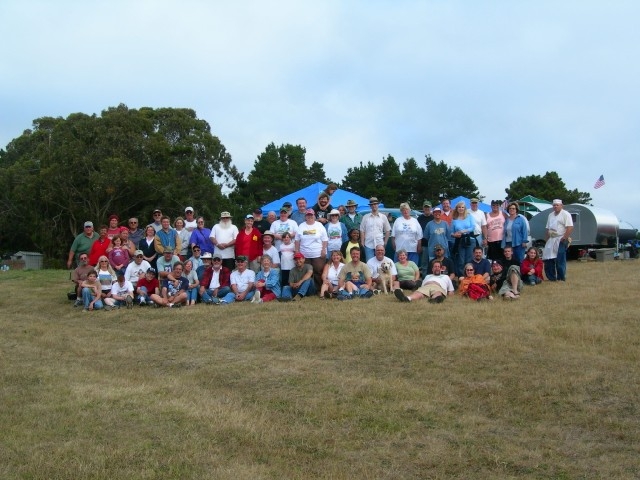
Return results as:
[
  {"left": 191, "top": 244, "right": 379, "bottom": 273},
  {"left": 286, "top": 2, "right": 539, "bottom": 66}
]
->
[
  {"left": 360, "top": 197, "right": 391, "bottom": 261},
  {"left": 468, "top": 198, "right": 488, "bottom": 251},
  {"left": 312, "top": 192, "right": 333, "bottom": 226},
  {"left": 270, "top": 207, "right": 298, "bottom": 250},
  {"left": 295, "top": 209, "right": 329, "bottom": 291},
  {"left": 209, "top": 212, "right": 238, "bottom": 271},
  {"left": 290, "top": 197, "right": 308, "bottom": 225},
  {"left": 67, "top": 221, "right": 99, "bottom": 268},
  {"left": 501, "top": 202, "right": 528, "bottom": 264},
  {"left": 154, "top": 216, "right": 181, "bottom": 256},
  {"left": 391, "top": 203, "right": 422, "bottom": 263},
  {"left": 126, "top": 217, "right": 144, "bottom": 247},
  {"left": 183, "top": 207, "right": 197, "bottom": 232},
  {"left": 252, "top": 208, "right": 272, "bottom": 234},
  {"left": 190, "top": 216, "right": 214, "bottom": 255},
  {"left": 486, "top": 200, "right": 506, "bottom": 261},
  {"left": 542, "top": 199, "right": 574, "bottom": 281},
  {"left": 235, "top": 214, "right": 262, "bottom": 272},
  {"left": 340, "top": 199, "right": 362, "bottom": 233}
]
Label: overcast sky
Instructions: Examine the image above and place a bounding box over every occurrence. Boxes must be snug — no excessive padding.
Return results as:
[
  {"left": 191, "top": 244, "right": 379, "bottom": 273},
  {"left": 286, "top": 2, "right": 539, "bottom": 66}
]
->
[{"left": 2, "top": 0, "right": 639, "bottom": 228}]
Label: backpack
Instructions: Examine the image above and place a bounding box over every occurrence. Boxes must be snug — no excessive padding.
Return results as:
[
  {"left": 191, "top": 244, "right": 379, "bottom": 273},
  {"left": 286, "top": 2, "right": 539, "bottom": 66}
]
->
[{"left": 466, "top": 282, "right": 490, "bottom": 301}]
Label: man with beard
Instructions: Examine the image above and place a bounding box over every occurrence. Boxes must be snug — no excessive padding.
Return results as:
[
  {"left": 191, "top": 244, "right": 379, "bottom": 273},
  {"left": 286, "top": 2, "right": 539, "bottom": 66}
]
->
[
  {"left": 312, "top": 192, "right": 333, "bottom": 226},
  {"left": 210, "top": 211, "right": 239, "bottom": 271},
  {"left": 71, "top": 253, "right": 95, "bottom": 306}
]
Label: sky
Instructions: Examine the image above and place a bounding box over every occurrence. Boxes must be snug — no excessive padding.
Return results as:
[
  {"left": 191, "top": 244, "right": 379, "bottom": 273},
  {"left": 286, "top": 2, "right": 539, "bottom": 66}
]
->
[{"left": 2, "top": 0, "right": 639, "bottom": 228}]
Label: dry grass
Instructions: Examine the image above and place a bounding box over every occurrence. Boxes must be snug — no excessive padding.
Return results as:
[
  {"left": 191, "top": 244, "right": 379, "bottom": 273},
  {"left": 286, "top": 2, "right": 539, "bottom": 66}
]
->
[{"left": 1, "top": 260, "right": 639, "bottom": 479}]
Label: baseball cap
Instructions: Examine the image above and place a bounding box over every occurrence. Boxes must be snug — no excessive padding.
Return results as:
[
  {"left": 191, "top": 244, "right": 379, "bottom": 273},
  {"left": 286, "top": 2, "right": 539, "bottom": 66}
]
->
[
  {"left": 185, "top": 206, "right": 194, "bottom": 212},
  {"left": 305, "top": 208, "right": 315, "bottom": 215},
  {"left": 146, "top": 267, "right": 157, "bottom": 276},
  {"left": 84, "top": 221, "right": 94, "bottom": 228},
  {"left": 235, "top": 255, "right": 248, "bottom": 262},
  {"left": 293, "top": 252, "right": 305, "bottom": 259},
  {"left": 134, "top": 249, "right": 143, "bottom": 256}
]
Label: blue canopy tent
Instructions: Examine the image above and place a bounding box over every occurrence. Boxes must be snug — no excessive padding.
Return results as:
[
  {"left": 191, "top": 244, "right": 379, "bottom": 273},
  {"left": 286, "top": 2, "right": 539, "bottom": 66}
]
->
[
  {"left": 436, "top": 196, "right": 491, "bottom": 213},
  {"left": 260, "top": 183, "right": 379, "bottom": 213}
]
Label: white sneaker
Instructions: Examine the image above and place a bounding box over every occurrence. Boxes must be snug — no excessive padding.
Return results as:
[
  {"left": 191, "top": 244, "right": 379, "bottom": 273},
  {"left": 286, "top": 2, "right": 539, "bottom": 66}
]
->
[{"left": 251, "top": 291, "right": 261, "bottom": 304}]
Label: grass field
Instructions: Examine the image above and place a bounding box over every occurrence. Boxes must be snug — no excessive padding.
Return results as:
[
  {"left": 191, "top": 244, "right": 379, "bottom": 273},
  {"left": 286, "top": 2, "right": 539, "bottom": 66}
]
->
[{"left": 1, "top": 261, "right": 639, "bottom": 479}]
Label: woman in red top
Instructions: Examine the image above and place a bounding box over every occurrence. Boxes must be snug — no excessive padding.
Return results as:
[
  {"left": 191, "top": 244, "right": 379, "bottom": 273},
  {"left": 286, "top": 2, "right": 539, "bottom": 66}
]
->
[
  {"left": 235, "top": 215, "right": 262, "bottom": 272},
  {"left": 520, "top": 247, "right": 543, "bottom": 285}
]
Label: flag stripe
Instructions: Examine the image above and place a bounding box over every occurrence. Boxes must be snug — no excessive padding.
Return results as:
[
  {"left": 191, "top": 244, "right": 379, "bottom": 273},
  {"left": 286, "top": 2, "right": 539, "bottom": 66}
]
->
[{"left": 594, "top": 174, "right": 605, "bottom": 189}]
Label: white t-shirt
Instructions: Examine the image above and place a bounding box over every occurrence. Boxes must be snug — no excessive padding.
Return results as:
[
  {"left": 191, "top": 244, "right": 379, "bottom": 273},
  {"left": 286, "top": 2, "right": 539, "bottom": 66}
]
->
[
  {"left": 279, "top": 242, "right": 295, "bottom": 270},
  {"left": 270, "top": 219, "right": 298, "bottom": 249},
  {"left": 325, "top": 262, "right": 344, "bottom": 286},
  {"left": 391, "top": 217, "right": 422, "bottom": 252},
  {"left": 230, "top": 268, "right": 255, "bottom": 293},
  {"left": 262, "top": 245, "right": 280, "bottom": 265},
  {"left": 422, "top": 274, "right": 454, "bottom": 293},
  {"left": 111, "top": 280, "right": 134, "bottom": 297},
  {"left": 367, "top": 256, "right": 398, "bottom": 279},
  {"left": 124, "top": 260, "right": 151, "bottom": 286},
  {"left": 546, "top": 209, "right": 573, "bottom": 237},
  {"left": 210, "top": 223, "right": 239, "bottom": 259},
  {"left": 295, "top": 221, "right": 329, "bottom": 258},
  {"left": 468, "top": 209, "right": 487, "bottom": 236}
]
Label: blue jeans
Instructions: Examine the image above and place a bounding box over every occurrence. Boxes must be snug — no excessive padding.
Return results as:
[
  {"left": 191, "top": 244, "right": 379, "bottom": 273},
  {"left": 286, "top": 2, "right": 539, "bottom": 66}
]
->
[
  {"left": 82, "top": 287, "right": 104, "bottom": 310},
  {"left": 136, "top": 286, "right": 152, "bottom": 303},
  {"left": 186, "top": 288, "right": 198, "bottom": 303},
  {"left": 220, "top": 289, "right": 255, "bottom": 303},
  {"left": 201, "top": 286, "right": 231, "bottom": 304},
  {"left": 544, "top": 239, "right": 569, "bottom": 281},
  {"left": 455, "top": 245, "right": 474, "bottom": 277},
  {"left": 282, "top": 279, "right": 315, "bottom": 299}
]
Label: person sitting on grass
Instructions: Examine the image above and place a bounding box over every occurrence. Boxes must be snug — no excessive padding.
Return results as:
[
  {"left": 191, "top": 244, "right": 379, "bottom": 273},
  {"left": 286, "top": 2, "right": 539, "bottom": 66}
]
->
[
  {"left": 80, "top": 270, "right": 104, "bottom": 312},
  {"left": 489, "top": 259, "right": 522, "bottom": 300},
  {"left": 123, "top": 250, "right": 151, "bottom": 290},
  {"left": 457, "top": 263, "right": 492, "bottom": 301},
  {"left": 394, "top": 261, "right": 454, "bottom": 303},
  {"left": 150, "top": 261, "right": 188, "bottom": 308},
  {"left": 254, "top": 254, "right": 281, "bottom": 303},
  {"left": 135, "top": 268, "right": 159, "bottom": 306},
  {"left": 199, "top": 253, "right": 232, "bottom": 305},
  {"left": 366, "top": 244, "right": 399, "bottom": 293},
  {"left": 394, "top": 249, "right": 421, "bottom": 291},
  {"left": 336, "top": 246, "right": 373, "bottom": 300},
  {"left": 104, "top": 270, "right": 135, "bottom": 309},
  {"left": 281, "top": 252, "right": 315, "bottom": 301},
  {"left": 183, "top": 260, "right": 199, "bottom": 306},
  {"left": 95, "top": 255, "right": 116, "bottom": 302},
  {"left": 320, "top": 250, "right": 345, "bottom": 299},
  {"left": 219, "top": 256, "right": 256, "bottom": 304},
  {"left": 521, "top": 247, "right": 544, "bottom": 285},
  {"left": 72, "top": 253, "right": 95, "bottom": 306}
]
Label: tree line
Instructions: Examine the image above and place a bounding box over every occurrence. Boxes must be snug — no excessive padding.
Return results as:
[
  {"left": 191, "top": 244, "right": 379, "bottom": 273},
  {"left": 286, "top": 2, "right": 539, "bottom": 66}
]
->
[{"left": 0, "top": 104, "right": 591, "bottom": 266}]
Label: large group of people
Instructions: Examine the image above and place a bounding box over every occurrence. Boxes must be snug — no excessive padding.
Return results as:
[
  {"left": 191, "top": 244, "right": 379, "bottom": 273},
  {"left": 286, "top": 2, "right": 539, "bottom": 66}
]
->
[{"left": 68, "top": 193, "right": 573, "bottom": 311}]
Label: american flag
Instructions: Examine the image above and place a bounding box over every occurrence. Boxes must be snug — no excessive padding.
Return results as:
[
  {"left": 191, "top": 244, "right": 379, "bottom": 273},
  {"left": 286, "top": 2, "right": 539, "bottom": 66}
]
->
[
  {"left": 594, "top": 175, "right": 605, "bottom": 189},
  {"left": 501, "top": 199, "right": 510, "bottom": 211}
]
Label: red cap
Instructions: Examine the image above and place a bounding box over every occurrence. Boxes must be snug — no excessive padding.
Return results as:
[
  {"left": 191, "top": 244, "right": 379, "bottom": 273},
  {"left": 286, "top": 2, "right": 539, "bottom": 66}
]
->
[{"left": 293, "top": 252, "right": 305, "bottom": 259}]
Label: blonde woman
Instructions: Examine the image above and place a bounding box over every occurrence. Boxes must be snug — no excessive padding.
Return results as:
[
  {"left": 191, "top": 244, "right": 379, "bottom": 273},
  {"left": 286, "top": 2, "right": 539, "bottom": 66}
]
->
[
  {"left": 320, "top": 250, "right": 345, "bottom": 299},
  {"left": 451, "top": 201, "right": 477, "bottom": 277}
]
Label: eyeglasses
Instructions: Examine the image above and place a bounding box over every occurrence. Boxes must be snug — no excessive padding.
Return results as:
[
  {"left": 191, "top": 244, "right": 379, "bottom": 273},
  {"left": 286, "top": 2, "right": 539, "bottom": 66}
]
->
[
  {"left": 84, "top": 226, "right": 92, "bottom": 228},
  {"left": 135, "top": 255, "right": 143, "bottom": 258},
  {"left": 197, "top": 221, "right": 204, "bottom": 224},
  {"left": 465, "top": 268, "right": 474, "bottom": 272},
  {"left": 129, "top": 221, "right": 138, "bottom": 224},
  {"left": 153, "top": 213, "right": 162, "bottom": 216},
  {"left": 213, "top": 259, "right": 222, "bottom": 262},
  {"left": 100, "top": 260, "right": 109, "bottom": 263}
]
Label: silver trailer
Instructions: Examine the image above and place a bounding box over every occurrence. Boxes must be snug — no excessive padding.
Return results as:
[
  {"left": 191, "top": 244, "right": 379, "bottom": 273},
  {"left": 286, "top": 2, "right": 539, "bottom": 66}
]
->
[{"left": 530, "top": 204, "right": 637, "bottom": 248}]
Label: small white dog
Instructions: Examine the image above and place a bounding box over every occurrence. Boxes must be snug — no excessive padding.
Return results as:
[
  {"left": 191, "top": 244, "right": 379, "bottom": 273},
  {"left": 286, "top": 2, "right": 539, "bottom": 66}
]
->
[{"left": 377, "top": 260, "right": 394, "bottom": 294}]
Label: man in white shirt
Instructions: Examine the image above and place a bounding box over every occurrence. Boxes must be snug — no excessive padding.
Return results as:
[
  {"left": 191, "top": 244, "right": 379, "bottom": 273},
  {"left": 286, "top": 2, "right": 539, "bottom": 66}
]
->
[
  {"left": 360, "top": 197, "right": 391, "bottom": 261},
  {"left": 394, "top": 261, "right": 454, "bottom": 304},
  {"left": 366, "top": 244, "right": 399, "bottom": 292},
  {"left": 220, "top": 256, "right": 256, "bottom": 304},
  {"left": 124, "top": 250, "right": 151, "bottom": 288},
  {"left": 468, "top": 198, "right": 488, "bottom": 251},
  {"left": 210, "top": 211, "right": 239, "bottom": 271},
  {"left": 543, "top": 199, "right": 574, "bottom": 281}
]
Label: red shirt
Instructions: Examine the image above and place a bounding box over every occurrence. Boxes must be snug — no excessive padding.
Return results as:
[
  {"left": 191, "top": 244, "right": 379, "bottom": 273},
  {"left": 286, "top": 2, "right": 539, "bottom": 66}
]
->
[
  {"left": 89, "top": 237, "right": 111, "bottom": 266},
  {"left": 235, "top": 228, "right": 262, "bottom": 261},
  {"left": 136, "top": 276, "right": 159, "bottom": 295}
]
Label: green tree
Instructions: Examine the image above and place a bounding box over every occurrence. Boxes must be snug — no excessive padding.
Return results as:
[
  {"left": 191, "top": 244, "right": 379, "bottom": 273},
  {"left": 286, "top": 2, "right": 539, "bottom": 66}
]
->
[
  {"left": 0, "top": 104, "right": 239, "bottom": 264},
  {"left": 505, "top": 171, "right": 591, "bottom": 204},
  {"left": 229, "top": 143, "right": 331, "bottom": 214}
]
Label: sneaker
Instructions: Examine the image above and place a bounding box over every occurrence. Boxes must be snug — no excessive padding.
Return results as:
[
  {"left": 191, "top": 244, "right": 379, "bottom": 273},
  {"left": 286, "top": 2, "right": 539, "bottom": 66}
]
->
[
  {"left": 103, "top": 305, "right": 114, "bottom": 311},
  {"left": 125, "top": 295, "right": 133, "bottom": 309},
  {"left": 149, "top": 301, "right": 157, "bottom": 308},
  {"left": 337, "top": 292, "right": 352, "bottom": 301},
  {"left": 139, "top": 298, "right": 146, "bottom": 306},
  {"left": 172, "top": 302, "right": 182, "bottom": 308},
  {"left": 277, "top": 297, "right": 291, "bottom": 302},
  {"left": 74, "top": 299, "right": 83, "bottom": 307},
  {"left": 211, "top": 297, "right": 221, "bottom": 305},
  {"left": 251, "top": 291, "right": 261, "bottom": 304},
  {"left": 372, "top": 289, "right": 382, "bottom": 296},
  {"left": 323, "top": 291, "right": 331, "bottom": 300},
  {"left": 394, "top": 288, "right": 409, "bottom": 303},
  {"left": 291, "top": 294, "right": 303, "bottom": 302},
  {"left": 434, "top": 295, "right": 445, "bottom": 303}
]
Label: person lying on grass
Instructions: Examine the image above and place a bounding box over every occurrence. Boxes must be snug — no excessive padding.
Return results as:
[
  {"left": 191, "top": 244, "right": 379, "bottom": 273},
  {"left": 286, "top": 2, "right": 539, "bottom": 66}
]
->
[
  {"left": 489, "top": 259, "right": 522, "bottom": 300},
  {"left": 394, "top": 261, "right": 454, "bottom": 303}
]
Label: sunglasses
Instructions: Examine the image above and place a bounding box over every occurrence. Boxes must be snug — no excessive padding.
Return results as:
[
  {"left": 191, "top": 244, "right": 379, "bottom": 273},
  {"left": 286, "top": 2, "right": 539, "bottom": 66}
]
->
[
  {"left": 135, "top": 255, "right": 143, "bottom": 258},
  {"left": 465, "top": 268, "right": 474, "bottom": 272}
]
